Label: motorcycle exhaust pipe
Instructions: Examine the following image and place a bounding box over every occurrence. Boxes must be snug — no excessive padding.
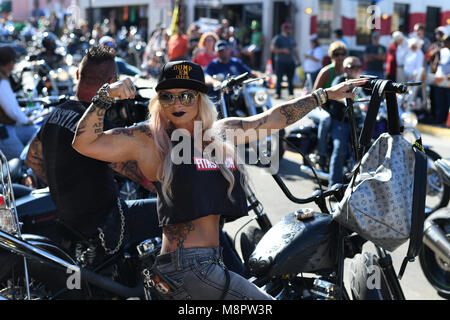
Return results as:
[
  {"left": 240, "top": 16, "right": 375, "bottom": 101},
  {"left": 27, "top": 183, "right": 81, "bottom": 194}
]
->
[
  {"left": 299, "top": 164, "right": 330, "bottom": 181},
  {"left": 423, "top": 219, "right": 450, "bottom": 266}
]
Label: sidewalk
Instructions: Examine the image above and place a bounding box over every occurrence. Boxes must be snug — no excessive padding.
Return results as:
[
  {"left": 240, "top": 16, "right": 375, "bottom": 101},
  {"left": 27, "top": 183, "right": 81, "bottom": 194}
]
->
[{"left": 417, "top": 122, "right": 450, "bottom": 139}]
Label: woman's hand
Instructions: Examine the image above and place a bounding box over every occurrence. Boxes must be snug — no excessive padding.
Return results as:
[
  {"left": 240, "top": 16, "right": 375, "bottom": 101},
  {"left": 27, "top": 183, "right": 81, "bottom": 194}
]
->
[
  {"left": 325, "top": 78, "right": 368, "bottom": 101},
  {"left": 108, "top": 78, "right": 137, "bottom": 100}
]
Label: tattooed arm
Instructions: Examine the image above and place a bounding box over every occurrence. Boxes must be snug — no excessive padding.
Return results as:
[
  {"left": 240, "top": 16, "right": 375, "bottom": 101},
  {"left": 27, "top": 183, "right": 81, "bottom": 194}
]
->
[
  {"left": 214, "top": 78, "right": 367, "bottom": 144},
  {"left": 72, "top": 79, "right": 158, "bottom": 165},
  {"left": 108, "top": 160, "right": 156, "bottom": 192},
  {"left": 24, "top": 135, "right": 47, "bottom": 184}
]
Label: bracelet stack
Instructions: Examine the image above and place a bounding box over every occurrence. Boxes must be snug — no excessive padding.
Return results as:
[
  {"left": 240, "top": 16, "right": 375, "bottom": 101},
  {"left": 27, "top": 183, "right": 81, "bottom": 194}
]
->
[
  {"left": 91, "top": 83, "right": 113, "bottom": 110},
  {"left": 311, "top": 88, "right": 328, "bottom": 109}
]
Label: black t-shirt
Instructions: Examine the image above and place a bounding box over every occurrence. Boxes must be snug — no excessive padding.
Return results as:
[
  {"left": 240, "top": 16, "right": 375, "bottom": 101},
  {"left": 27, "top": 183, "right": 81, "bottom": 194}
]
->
[
  {"left": 364, "top": 44, "right": 386, "bottom": 72},
  {"left": 38, "top": 99, "right": 118, "bottom": 235},
  {"left": 153, "top": 137, "right": 248, "bottom": 227}
]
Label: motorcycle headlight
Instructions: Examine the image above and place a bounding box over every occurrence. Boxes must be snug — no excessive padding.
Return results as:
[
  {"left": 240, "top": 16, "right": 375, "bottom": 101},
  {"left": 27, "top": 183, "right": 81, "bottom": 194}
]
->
[
  {"left": 401, "top": 111, "right": 418, "bottom": 128},
  {"left": 253, "top": 89, "right": 268, "bottom": 106}
]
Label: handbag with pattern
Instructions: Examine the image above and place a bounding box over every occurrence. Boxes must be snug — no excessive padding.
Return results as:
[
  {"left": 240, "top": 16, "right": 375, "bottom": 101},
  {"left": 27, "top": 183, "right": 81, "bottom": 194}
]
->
[{"left": 333, "top": 79, "right": 427, "bottom": 278}]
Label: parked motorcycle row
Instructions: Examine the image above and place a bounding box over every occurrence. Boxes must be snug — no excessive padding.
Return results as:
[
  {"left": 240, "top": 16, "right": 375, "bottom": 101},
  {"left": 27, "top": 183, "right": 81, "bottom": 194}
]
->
[{"left": 0, "top": 27, "right": 449, "bottom": 300}]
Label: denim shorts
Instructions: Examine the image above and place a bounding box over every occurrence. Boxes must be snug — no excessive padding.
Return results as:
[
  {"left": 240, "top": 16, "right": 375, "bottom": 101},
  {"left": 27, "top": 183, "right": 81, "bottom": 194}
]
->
[{"left": 151, "top": 246, "right": 274, "bottom": 300}]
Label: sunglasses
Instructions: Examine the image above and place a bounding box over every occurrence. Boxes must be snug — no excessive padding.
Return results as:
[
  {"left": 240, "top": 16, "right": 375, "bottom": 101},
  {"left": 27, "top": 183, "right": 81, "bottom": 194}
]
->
[
  {"left": 158, "top": 91, "right": 199, "bottom": 107},
  {"left": 346, "top": 65, "right": 362, "bottom": 69},
  {"left": 332, "top": 51, "right": 347, "bottom": 57}
]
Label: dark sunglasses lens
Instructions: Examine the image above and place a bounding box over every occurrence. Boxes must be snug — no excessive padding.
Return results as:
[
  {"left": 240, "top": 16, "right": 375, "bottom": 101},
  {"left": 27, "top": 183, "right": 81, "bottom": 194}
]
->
[
  {"left": 180, "top": 92, "right": 196, "bottom": 105},
  {"left": 159, "top": 93, "right": 175, "bottom": 105}
]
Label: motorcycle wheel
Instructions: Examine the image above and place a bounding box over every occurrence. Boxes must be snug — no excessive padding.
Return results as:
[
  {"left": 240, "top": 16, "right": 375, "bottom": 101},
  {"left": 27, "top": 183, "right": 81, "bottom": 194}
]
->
[
  {"left": 424, "top": 150, "right": 450, "bottom": 214},
  {"left": 349, "top": 252, "right": 393, "bottom": 300},
  {"left": 240, "top": 225, "right": 264, "bottom": 266},
  {"left": 419, "top": 219, "right": 450, "bottom": 297}
]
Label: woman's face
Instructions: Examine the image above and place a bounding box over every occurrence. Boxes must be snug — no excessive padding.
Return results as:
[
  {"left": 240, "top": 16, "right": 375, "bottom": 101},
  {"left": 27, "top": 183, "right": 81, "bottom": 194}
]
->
[
  {"left": 205, "top": 36, "right": 216, "bottom": 50},
  {"left": 331, "top": 49, "right": 347, "bottom": 66},
  {"left": 159, "top": 88, "right": 200, "bottom": 128}
]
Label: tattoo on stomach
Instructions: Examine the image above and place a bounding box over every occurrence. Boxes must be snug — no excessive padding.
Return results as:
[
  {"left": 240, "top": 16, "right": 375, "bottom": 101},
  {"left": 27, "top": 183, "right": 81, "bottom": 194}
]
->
[{"left": 163, "top": 222, "right": 195, "bottom": 249}]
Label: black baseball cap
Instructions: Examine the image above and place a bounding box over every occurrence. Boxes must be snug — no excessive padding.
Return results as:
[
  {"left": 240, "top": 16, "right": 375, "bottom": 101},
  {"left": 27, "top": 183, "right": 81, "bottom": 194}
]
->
[
  {"left": 155, "top": 60, "right": 208, "bottom": 94},
  {"left": 215, "top": 40, "right": 229, "bottom": 52}
]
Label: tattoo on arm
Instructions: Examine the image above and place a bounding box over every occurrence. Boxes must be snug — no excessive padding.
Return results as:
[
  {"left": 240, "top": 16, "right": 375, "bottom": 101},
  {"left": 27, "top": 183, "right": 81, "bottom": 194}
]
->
[
  {"left": 163, "top": 223, "right": 195, "bottom": 249},
  {"left": 109, "top": 160, "right": 156, "bottom": 192},
  {"left": 75, "top": 104, "right": 106, "bottom": 138},
  {"left": 279, "top": 95, "right": 318, "bottom": 125},
  {"left": 24, "top": 137, "right": 47, "bottom": 184}
]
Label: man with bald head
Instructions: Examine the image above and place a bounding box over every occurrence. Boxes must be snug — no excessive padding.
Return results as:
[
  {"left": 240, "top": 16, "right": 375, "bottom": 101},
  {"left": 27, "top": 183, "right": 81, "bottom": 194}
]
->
[{"left": 25, "top": 45, "right": 161, "bottom": 251}]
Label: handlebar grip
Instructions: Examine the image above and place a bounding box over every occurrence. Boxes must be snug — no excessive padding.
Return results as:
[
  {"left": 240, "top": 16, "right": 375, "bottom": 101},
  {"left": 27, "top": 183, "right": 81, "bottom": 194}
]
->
[
  {"left": 223, "top": 72, "right": 250, "bottom": 89},
  {"left": 362, "top": 79, "right": 407, "bottom": 93}
]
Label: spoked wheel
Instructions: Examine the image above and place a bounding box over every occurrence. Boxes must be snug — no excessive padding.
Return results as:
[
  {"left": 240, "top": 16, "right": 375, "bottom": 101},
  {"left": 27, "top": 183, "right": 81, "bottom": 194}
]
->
[
  {"left": 424, "top": 150, "right": 450, "bottom": 214},
  {"left": 419, "top": 219, "right": 450, "bottom": 297}
]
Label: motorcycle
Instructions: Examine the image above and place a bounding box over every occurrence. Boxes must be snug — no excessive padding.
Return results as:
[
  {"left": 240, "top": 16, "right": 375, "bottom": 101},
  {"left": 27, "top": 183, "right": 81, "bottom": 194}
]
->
[{"left": 419, "top": 158, "right": 450, "bottom": 298}]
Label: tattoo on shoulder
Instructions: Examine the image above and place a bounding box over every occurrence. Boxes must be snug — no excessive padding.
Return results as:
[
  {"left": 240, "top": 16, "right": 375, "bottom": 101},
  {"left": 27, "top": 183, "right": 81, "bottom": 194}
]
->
[
  {"left": 279, "top": 96, "right": 317, "bottom": 125},
  {"left": 163, "top": 223, "right": 195, "bottom": 249},
  {"left": 111, "top": 128, "right": 135, "bottom": 136}
]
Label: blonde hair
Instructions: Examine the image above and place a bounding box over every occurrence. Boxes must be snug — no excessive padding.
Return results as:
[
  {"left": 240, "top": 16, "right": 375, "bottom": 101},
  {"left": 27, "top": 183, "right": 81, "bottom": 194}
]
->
[
  {"left": 148, "top": 93, "right": 248, "bottom": 205},
  {"left": 198, "top": 32, "right": 219, "bottom": 49},
  {"left": 328, "top": 40, "right": 348, "bottom": 58}
]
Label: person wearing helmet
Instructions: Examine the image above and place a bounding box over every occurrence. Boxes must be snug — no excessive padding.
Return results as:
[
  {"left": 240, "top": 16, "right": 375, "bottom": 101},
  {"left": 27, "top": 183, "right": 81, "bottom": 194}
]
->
[{"left": 37, "top": 32, "right": 64, "bottom": 69}]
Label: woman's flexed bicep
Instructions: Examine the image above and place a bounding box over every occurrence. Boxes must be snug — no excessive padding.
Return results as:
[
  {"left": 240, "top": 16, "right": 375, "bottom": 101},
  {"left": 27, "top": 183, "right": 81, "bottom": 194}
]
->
[{"left": 72, "top": 106, "right": 149, "bottom": 163}]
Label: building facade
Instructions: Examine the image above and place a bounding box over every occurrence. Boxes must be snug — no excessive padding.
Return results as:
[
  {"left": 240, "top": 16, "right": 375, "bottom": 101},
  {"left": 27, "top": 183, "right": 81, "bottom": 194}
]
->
[
  {"left": 6, "top": 0, "right": 450, "bottom": 64},
  {"left": 5, "top": 0, "right": 73, "bottom": 22}
]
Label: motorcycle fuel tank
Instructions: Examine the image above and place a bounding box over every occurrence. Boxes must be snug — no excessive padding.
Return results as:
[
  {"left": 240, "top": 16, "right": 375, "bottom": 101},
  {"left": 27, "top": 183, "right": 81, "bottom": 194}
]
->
[{"left": 248, "top": 209, "right": 338, "bottom": 277}]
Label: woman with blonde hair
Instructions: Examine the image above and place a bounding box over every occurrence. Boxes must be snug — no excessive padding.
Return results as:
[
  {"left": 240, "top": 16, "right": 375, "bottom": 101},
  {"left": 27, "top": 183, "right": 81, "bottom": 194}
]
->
[
  {"left": 72, "top": 60, "right": 366, "bottom": 300},
  {"left": 192, "top": 32, "right": 219, "bottom": 68}
]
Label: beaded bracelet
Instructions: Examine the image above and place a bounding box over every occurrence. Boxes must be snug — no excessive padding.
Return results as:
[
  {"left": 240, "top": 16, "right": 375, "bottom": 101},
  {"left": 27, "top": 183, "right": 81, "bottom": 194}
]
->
[{"left": 311, "top": 88, "right": 328, "bottom": 109}]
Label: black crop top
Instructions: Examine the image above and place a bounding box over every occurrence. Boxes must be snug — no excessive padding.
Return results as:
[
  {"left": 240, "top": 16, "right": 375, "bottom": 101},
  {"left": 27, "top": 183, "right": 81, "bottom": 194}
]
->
[{"left": 153, "top": 139, "right": 248, "bottom": 227}]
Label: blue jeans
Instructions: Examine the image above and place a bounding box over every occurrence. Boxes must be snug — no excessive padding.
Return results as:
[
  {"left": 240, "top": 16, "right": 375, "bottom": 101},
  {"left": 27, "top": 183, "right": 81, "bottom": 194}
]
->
[
  {"left": 307, "top": 107, "right": 331, "bottom": 158},
  {"left": 0, "top": 124, "right": 39, "bottom": 160},
  {"left": 329, "top": 119, "right": 351, "bottom": 188},
  {"left": 275, "top": 61, "right": 295, "bottom": 95},
  {"left": 151, "top": 246, "right": 274, "bottom": 300}
]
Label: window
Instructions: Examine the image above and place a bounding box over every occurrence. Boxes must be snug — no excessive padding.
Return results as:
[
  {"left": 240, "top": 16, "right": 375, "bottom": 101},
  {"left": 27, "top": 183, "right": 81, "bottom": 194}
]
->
[
  {"left": 356, "top": 0, "right": 373, "bottom": 46},
  {"left": 317, "top": 0, "right": 333, "bottom": 41},
  {"left": 426, "top": 7, "right": 441, "bottom": 41},
  {"left": 392, "top": 3, "right": 410, "bottom": 34}
]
